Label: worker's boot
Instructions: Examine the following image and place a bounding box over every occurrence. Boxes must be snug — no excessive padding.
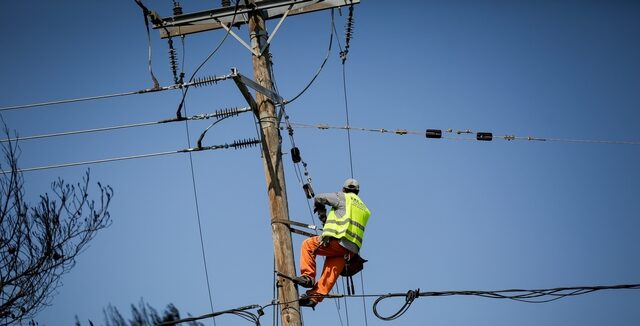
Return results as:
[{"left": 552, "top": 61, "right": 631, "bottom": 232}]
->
[
  {"left": 298, "top": 294, "right": 317, "bottom": 309},
  {"left": 291, "top": 275, "right": 314, "bottom": 288}
]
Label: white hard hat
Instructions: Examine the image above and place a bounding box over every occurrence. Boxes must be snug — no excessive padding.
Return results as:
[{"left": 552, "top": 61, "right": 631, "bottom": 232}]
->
[{"left": 343, "top": 178, "right": 360, "bottom": 191}]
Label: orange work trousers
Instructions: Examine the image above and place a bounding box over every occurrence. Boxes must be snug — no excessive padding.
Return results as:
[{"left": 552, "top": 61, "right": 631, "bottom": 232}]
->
[{"left": 300, "top": 236, "right": 350, "bottom": 302}]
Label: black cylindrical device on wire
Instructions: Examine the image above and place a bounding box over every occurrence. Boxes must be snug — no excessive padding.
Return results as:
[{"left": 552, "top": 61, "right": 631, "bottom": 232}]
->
[
  {"left": 426, "top": 129, "right": 442, "bottom": 139},
  {"left": 291, "top": 147, "right": 301, "bottom": 163},
  {"left": 303, "top": 183, "right": 315, "bottom": 199},
  {"left": 477, "top": 132, "right": 493, "bottom": 141}
]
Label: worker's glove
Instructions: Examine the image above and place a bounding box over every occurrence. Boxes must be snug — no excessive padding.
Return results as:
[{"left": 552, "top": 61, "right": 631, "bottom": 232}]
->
[
  {"left": 313, "top": 203, "right": 325, "bottom": 214},
  {"left": 318, "top": 213, "right": 327, "bottom": 225},
  {"left": 314, "top": 203, "right": 327, "bottom": 224}
]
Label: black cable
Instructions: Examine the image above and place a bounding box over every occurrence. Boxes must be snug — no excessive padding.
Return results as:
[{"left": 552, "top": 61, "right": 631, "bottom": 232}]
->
[
  {"left": 286, "top": 9, "right": 335, "bottom": 104},
  {"left": 341, "top": 278, "right": 351, "bottom": 326},
  {"left": 175, "top": 0, "right": 241, "bottom": 119},
  {"left": 359, "top": 270, "right": 369, "bottom": 326},
  {"left": 371, "top": 284, "right": 640, "bottom": 321},
  {"left": 134, "top": 0, "right": 161, "bottom": 89},
  {"left": 341, "top": 61, "right": 354, "bottom": 178},
  {"left": 373, "top": 289, "right": 419, "bottom": 321},
  {"left": 184, "top": 119, "right": 218, "bottom": 326},
  {"left": 154, "top": 304, "right": 264, "bottom": 326}
]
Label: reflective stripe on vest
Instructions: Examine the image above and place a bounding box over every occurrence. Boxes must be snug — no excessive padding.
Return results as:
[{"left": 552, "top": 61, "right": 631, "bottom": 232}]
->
[{"left": 321, "top": 193, "right": 371, "bottom": 249}]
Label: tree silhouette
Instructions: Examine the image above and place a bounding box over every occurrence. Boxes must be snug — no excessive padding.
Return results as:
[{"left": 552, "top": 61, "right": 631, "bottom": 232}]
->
[{"left": 0, "top": 125, "right": 113, "bottom": 325}]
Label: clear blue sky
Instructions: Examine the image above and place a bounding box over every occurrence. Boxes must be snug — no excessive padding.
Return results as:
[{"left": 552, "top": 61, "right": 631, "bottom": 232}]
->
[{"left": 2, "top": 1, "right": 639, "bottom": 325}]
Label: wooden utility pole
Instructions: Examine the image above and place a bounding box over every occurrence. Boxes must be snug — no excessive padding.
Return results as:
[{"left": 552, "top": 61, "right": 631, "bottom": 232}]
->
[
  {"left": 152, "top": 2, "right": 361, "bottom": 325},
  {"left": 247, "top": 2, "right": 302, "bottom": 325}
]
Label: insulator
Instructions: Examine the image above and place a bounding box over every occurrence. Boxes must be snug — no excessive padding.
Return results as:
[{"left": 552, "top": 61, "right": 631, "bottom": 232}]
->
[
  {"left": 213, "top": 107, "right": 242, "bottom": 119},
  {"left": 172, "top": 1, "right": 183, "bottom": 15},
  {"left": 167, "top": 38, "right": 179, "bottom": 84},
  {"left": 192, "top": 75, "right": 220, "bottom": 88},
  {"left": 426, "top": 129, "right": 442, "bottom": 139},
  {"left": 291, "top": 147, "right": 301, "bottom": 163},
  {"left": 344, "top": 6, "right": 355, "bottom": 48},
  {"left": 303, "top": 183, "right": 315, "bottom": 199},
  {"left": 231, "top": 138, "right": 260, "bottom": 150},
  {"left": 477, "top": 132, "right": 493, "bottom": 141}
]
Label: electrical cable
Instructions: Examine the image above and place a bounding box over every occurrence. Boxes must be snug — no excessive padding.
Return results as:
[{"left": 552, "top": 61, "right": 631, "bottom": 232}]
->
[
  {"left": 174, "top": 0, "right": 241, "bottom": 119},
  {"left": 272, "top": 283, "right": 640, "bottom": 322},
  {"left": 370, "top": 283, "right": 640, "bottom": 321},
  {"left": 341, "top": 278, "right": 351, "bottom": 326},
  {"left": 184, "top": 112, "right": 218, "bottom": 326},
  {"left": 133, "top": 0, "right": 161, "bottom": 89},
  {"left": 287, "top": 122, "right": 640, "bottom": 146},
  {"left": 341, "top": 64, "right": 354, "bottom": 179},
  {"left": 154, "top": 304, "right": 264, "bottom": 326},
  {"left": 0, "top": 139, "right": 259, "bottom": 174},
  {"left": 0, "top": 107, "right": 252, "bottom": 143},
  {"left": 0, "top": 89, "right": 160, "bottom": 112},
  {"left": 0, "top": 73, "right": 231, "bottom": 113},
  {"left": 174, "top": 5, "right": 241, "bottom": 321},
  {"left": 285, "top": 9, "right": 334, "bottom": 104},
  {"left": 359, "top": 270, "right": 369, "bottom": 326}
]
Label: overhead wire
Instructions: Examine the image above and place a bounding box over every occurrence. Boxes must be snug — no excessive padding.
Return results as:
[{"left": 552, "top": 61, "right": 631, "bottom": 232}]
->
[
  {"left": 268, "top": 283, "right": 640, "bottom": 322},
  {"left": 133, "top": 0, "right": 161, "bottom": 89},
  {"left": 0, "top": 107, "right": 252, "bottom": 143},
  {"left": 173, "top": 0, "right": 241, "bottom": 119},
  {"left": 170, "top": 2, "right": 241, "bottom": 325},
  {"left": 0, "top": 74, "right": 232, "bottom": 113},
  {"left": 285, "top": 9, "right": 335, "bottom": 105},
  {"left": 370, "top": 283, "right": 640, "bottom": 321},
  {"left": 154, "top": 304, "right": 265, "bottom": 326},
  {"left": 286, "top": 122, "right": 640, "bottom": 146},
  {"left": 335, "top": 4, "right": 364, "bottom": 324},
  {"left": 0, "top": 139, "right": 260, "bottom": 174},
  {"left": 333, "top": 4, "right": 355, "bottom": 179},
  {"left": 146, "top": 282, "right": 640, "bottom": 325}
]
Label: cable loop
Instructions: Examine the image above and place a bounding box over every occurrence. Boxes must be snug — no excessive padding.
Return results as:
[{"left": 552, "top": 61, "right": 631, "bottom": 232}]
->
[{"left": 372, "top": 289, "right": 420, "bottom": 321}]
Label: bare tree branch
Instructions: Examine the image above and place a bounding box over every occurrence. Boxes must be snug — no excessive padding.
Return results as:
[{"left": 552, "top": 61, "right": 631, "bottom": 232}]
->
[{"left": 0, "top": 123, "right": 113, "bottom": 325}]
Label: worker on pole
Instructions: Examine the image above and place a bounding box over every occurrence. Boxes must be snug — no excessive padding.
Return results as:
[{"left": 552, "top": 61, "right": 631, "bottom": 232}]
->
[{"left": 292, "top": 178, "right": 371, "bottom": 308}]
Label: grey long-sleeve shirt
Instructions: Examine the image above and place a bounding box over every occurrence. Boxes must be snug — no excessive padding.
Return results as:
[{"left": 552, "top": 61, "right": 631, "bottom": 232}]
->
[{"left": 315, "top": 192, "right": 360, "bottom": 254}]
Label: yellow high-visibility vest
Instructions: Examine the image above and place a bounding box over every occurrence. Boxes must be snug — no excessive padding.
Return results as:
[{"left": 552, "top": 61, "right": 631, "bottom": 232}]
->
[{"left": 321, "top": 193, "right": 371, "bottom": 249}]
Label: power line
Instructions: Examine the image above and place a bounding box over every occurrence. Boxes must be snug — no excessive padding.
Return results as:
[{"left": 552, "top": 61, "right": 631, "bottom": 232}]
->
[
  {"left": 286, "top": 122, "right": 640, "bottom": 146},
  {"left": 173, "top": 3, "right": 242, "bottom": 323},
  {"left": 285, "top": 9, "right": 335, "bottom": 105},
  {"left": 0, "top": 138, "right": 260, "bottom": 174},
  {"left": 0, "top": 107, "right": 252, "bottom": 143},
  {"left": 0, "top": 74, "right": 232, "bottom": 113},
  {"left": 369, "top": 283, "right": 640, "bottom": 321}
]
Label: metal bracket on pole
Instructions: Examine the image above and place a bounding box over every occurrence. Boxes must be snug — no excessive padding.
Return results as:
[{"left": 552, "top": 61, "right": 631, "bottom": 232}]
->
[
  {"left": 230, "top": 68, "right": 284, "bottom": 105},
  {"left": 259, "top": 4, "right": 293, "bottom": 55},
  {"left": 154, "top": 0, "right": 360, "bottom": 38},
  {"left": 218, "top": 20, "right": 261, "bottom": 56}
]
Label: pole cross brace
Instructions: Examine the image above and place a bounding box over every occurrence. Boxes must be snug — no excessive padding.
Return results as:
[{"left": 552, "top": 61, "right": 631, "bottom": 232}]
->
[{"left": 231, "top": 68, "right": 284, "bottom": 106}]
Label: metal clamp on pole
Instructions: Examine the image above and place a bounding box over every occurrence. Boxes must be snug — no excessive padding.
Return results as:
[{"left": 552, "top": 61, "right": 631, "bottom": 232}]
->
[{"left": 272, "top": 219, "right": 322, "bottom": 237}]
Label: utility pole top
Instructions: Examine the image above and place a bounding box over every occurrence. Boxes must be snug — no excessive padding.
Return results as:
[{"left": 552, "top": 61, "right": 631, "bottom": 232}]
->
[{"left": 153, "top": 0, "right": 360, "bottom": 38}]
